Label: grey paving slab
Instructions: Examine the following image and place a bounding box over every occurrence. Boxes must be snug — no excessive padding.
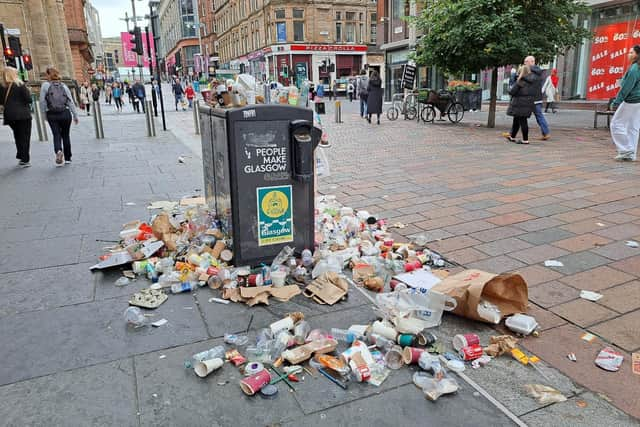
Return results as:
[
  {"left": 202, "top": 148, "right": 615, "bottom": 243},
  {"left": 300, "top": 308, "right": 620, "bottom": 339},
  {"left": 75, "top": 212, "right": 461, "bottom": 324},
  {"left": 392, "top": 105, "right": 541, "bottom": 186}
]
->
[
  {"left": 463, "top": 354, "right": 581, "bottom": 417},
  {"left": 0, "top": 358, "right": 137, "bottom": 427},
  {"left": 520, "top": 392, "right": 640, "bottom": 427},
  {"left": 0, "top": 294, "right": 208, "bottom": 386},
  {"left": 0, "top": 235, "right": 82, "bottom": 274},
  {"left": 134, "top": 338, "right": 304, "bottom": 427},
  {"left": 517, "top": 228, "right": 577, "bottom": 245},
  {"left": 282, "top": 383, "right": 515, "bottom": 427},
  {"left": 195, "top": 289, "right": 280, "bottom": 338},
  {"left": 0, "top": 262, "right": 95, "bottom": 318},
  {"left": 591, "top": 241, "right": 640, "bottom": 261},
  {"left": 548, "top": 251, "right": 613, "bottom": 275}
]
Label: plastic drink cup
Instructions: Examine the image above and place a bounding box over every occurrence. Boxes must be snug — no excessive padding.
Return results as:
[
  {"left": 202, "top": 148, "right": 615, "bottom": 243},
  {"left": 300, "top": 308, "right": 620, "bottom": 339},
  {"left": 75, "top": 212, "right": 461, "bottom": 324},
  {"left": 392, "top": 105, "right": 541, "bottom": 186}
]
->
[
  {"left": 194, "top": 358, "right": 223, "bottom": 377},
  {"left": 402, "top": 347, "right": 425, "bottom": 365},
  {"left": 271, "top": 270, "right": 287, "bottom": 287},
  {"left": 240, "top": 369, "right": 271, "bottom": 395}
]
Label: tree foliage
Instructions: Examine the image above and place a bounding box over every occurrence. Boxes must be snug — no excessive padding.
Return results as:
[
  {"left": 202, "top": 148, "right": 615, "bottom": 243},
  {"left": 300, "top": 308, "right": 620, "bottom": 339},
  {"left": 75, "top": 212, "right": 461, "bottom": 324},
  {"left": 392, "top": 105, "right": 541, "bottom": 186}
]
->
[{"left": 412, "top": 0, "right": 592, "bottom": 75}]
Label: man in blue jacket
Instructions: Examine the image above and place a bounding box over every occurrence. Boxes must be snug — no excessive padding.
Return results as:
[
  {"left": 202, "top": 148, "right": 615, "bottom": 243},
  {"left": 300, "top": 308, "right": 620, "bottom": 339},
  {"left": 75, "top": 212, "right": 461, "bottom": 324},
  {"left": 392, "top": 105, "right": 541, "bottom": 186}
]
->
[{"left": 524, "top": 56, "right": 551, "bottom": 140}]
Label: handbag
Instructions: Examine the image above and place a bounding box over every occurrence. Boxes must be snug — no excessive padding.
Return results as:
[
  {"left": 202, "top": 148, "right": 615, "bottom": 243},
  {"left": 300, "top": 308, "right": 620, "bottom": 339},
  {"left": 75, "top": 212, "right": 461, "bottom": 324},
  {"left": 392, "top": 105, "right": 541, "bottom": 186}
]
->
[{"left": 3, "top": 82, "right": 12, "bottom": 105}]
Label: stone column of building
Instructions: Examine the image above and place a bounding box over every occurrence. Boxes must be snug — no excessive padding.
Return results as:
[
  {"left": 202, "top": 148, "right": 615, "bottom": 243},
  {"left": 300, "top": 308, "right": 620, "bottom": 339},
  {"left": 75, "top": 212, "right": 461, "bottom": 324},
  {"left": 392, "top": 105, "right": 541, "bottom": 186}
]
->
[
  {"left": 54, "top": 0, "right": 75, "bottom": 79},
  {"left": 23, "top": 0, "right": 57, "bottom": 76}
]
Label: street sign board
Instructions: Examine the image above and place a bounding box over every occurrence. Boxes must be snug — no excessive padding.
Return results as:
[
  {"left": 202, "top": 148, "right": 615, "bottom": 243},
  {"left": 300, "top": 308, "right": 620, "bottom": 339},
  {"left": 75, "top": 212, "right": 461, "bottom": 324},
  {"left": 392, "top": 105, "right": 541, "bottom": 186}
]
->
[
  {"left": 6, "top": 28, "right": 20, "bottom": 36},
  {"left": 401, "top": 64, "right": 416, "bottom": 90}
]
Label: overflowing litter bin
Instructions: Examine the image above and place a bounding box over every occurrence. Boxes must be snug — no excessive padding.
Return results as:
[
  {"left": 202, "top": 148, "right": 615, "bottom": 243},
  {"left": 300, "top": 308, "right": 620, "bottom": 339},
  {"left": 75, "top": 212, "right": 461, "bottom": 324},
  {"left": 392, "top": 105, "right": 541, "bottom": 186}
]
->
[{"left": 199, "top": 104, "right": 321, "bottom": 266}]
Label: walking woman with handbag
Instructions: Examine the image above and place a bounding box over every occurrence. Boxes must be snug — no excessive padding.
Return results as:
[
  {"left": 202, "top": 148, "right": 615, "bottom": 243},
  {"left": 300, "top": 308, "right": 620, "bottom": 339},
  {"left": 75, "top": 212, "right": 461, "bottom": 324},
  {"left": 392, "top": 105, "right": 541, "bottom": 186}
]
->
[{"left": 0, "top": 67, "right": 33, "bottom": 167}]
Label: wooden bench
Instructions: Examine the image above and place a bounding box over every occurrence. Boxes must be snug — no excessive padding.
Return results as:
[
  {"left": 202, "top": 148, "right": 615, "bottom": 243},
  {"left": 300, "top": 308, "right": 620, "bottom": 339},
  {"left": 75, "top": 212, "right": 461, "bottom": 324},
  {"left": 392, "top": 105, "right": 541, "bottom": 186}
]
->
[{"left": 594, "top": 98, "right": 616, "bottom": 129}]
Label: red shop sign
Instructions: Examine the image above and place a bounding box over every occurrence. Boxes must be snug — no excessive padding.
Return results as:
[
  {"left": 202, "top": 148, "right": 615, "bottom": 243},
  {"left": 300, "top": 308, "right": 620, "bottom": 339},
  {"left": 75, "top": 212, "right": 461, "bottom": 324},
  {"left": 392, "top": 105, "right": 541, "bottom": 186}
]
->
[
  {"left": 587, "top": 21, "right": 640, "bottom": 100},
  {"left": 290, "top": 44, "right": 367, "bottom": 52}
]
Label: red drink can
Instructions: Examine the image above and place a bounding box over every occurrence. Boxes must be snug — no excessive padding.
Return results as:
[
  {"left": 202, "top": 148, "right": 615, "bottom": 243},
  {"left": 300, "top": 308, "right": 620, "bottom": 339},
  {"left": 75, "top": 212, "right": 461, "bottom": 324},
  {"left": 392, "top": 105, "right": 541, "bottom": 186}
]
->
[
  {"left": 459, "top": 344, "right": 484, "bottom": 361},
  {"left": 248, "top": 273, "right": 263, "bottom": 286}
]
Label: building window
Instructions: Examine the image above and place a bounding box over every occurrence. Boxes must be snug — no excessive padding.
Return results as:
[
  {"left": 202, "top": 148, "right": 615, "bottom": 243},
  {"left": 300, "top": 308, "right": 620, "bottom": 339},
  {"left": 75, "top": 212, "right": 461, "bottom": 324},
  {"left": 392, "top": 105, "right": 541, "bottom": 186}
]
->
[
  {"left": 346, "top": 22, "right": 355, "bottom": 42},
  {"left": 276, "top": 21, "right": 286, "bottom": 42},
  {"left": 346, "top": 12, "right": 355, "bottom": 21},
  {"left": 359, "top": 12, "right": 363, "bottom": 21},
  {"left": 335, "top": 12, "right": 341, "bottom": 20},
  {"left": 294, "top": 21, "right": 304, "bottom": 41},
  {"left": 370, "top": 13, "right": 377, "bottom": 43},
  {"left": 335, "top": 22, "right": 342, "bottom": 42},
  {"left": 275, "top": 9, "right": 285, "bottom": 19},
  {"left": 293, "top": 8, "right": 303, "bottom": 19}
]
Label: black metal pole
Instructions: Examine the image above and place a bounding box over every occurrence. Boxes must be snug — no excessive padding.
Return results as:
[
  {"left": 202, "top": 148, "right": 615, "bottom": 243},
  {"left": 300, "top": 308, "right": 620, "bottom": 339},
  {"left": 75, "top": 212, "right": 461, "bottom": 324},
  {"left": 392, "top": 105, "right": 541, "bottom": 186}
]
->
[
  {"left": 150, "top": 4, "right": 166, "bottom": 131},
  {"left": 145, "top": 26, "right": 158, "bottom": 116}
]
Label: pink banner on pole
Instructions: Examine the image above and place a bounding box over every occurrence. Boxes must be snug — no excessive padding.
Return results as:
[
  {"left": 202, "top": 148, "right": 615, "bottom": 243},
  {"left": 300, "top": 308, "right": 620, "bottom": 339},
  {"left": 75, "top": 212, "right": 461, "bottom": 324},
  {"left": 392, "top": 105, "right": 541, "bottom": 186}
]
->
[{"left": 120, "top": 31, "right": 156, "bottom": 68}]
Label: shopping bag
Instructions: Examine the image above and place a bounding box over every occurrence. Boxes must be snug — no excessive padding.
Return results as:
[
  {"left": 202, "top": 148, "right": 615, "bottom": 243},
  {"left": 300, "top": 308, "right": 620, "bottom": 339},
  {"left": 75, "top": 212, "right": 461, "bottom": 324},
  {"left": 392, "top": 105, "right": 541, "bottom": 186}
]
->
[{"left": 431, "top": 269, "right": 528, "bottom": 323}]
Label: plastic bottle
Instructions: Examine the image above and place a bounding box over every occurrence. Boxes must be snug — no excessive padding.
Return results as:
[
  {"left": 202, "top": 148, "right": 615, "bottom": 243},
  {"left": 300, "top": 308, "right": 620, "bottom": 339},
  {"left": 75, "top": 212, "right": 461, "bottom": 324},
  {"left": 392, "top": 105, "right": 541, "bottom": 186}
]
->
[
  {"left": 294, "top": 321, "right": 311, "bottom": 345},
  {"left": 171, "top": 282, "right": 196, "bottom": 294},
  {"left": 330, "top": 328, "right": 358, "bottom": 344},
  {"left": 301, "top": 249, "right": 313, "bottom": 267},
  {"left": 145, "top": 263, "right": 158, "bottom": 283},
  {"left": 184, "top": 345, "right": 226, "bottom": 368}
]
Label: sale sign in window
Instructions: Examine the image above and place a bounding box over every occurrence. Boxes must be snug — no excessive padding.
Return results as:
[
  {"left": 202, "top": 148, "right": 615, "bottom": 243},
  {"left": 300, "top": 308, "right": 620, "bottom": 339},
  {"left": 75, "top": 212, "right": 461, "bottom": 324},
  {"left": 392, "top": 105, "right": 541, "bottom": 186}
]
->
[{"left": 587, "top": 21, "right": 639, "bottom": 100}]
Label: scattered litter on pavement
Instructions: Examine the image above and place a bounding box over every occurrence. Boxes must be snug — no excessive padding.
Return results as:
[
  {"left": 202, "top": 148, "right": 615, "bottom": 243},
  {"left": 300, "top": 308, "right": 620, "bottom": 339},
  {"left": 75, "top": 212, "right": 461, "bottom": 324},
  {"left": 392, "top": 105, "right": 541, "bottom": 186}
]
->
[
  {"left": 505, "top": 314, "right": 539, "bottom": 336},
  {"left": 580, "top": 290, "right": 603, "bottom": 301},
  {"left": 151, "top": 318, "right": 168, "bottom": 327},
  {"left": 124, "top": 307, "right": 146, "bottom": 328},
  {"left": 524, "top": 384, "right": 567, "bottom": 404},
  {"left": 625, "top": 240, "right": 639, "bottom": 248},
  {"left": 147, "top": 201, "right": 177, "bottom": 210},
  {"left": 632, "top": 353, "right": 640, "bottom": 375},
  {"left": 544, "top": 260, "right": 564, "bottom": 267},
  {"left": 115, "top": 277, "right": 131, "bottom": 287},
  {"left": 576, "top": 400, "right": 588, "bottom": 408},
  {"left": 209, "top": 297, "right": 230, "bottom": 304},
  {"left": 567, "top": 353, "right": 577, "bottom": 362},
  {"left": 581, "top": 332, "right": 597, "bottom": 343},
  {"left": 596, "top": 222, "right": 606, "bottom": 227},
  {"left": 595, "top": 347, "right": 624, "bottom": 372},
  {"left": 159, "top": 354, "right": 166, "bottom": 359},
  {"left": 125, "top": 202, "right": 137, "bottom": 206},
  {"left": 177, "top": 156, "right": 186, "bottom": 163}
]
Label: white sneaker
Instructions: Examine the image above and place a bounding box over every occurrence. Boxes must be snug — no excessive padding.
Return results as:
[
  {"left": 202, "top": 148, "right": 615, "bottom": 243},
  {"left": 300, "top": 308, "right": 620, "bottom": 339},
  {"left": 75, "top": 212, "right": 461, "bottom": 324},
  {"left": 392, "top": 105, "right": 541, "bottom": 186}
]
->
[
  {"left": 18, "top": 161, "right": 31, "bottom": 168},
  {"left": 55, "top": 150, "right": 64, "bottom": 166},
  {"left": 615, "top": 152, "right": 634, "bottom": 161}
]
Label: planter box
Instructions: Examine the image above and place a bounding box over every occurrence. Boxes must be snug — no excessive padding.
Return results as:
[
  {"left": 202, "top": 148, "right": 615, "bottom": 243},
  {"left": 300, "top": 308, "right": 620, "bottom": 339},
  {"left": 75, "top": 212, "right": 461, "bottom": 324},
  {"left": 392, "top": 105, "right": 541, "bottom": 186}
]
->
[{"left": 454, "top": 89, "right": 482, "bottom": 111}]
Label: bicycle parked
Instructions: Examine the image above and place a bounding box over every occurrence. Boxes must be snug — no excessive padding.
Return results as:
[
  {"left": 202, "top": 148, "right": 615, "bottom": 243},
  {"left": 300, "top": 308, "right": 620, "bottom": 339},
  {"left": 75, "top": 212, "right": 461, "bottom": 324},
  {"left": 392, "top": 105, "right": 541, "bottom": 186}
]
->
[
  {"left": 386, "top": 93, "right": 418, "bottom": 121},
  {"left": 420, "top": 89, "right": 465, "bottom": 123}
]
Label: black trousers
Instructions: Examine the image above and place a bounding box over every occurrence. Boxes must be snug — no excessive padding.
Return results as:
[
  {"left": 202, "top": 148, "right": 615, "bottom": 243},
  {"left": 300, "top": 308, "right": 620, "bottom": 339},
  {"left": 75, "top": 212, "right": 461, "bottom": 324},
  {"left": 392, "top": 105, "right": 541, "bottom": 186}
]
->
[
  {"left": 7, "top": 118, "right": 32, "bottom": 162},
  {"left": 46, "top": 110, "right": 72, "bottom": 161},
  {"left": 114, "top": 97, "right": 123, "bottom": 109},
  {"left": 510, "top": 116, "right": 529, "bottom": 141}
]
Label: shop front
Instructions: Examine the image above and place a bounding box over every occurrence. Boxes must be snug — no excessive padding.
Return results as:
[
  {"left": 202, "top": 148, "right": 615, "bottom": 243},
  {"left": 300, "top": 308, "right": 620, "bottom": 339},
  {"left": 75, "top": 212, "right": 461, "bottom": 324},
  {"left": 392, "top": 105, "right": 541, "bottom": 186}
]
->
[
  {"left": 559, "top": 1, "right": 640, "bottom": 100},
  {"left": 264, "top": 44, "right": 368, "bottom": 87},
  {"left": 384, "top": 48, "right": 445, "bottom": 101}
]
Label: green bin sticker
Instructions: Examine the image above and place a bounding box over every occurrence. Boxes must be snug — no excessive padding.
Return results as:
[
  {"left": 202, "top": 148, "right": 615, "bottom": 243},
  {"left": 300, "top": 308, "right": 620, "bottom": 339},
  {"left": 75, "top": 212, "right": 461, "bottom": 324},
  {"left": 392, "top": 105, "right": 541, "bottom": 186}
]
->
[{"left": 257, "top": 185, "right": 293, "bottom": 246}]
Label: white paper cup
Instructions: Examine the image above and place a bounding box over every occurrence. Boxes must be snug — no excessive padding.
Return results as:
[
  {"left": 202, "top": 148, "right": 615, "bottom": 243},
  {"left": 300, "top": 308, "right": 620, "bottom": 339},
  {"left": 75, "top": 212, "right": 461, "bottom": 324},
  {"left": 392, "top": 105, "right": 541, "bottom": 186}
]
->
[
  {"left": 271, "top": 270, "right": 287, "bottom": 287},
  {"left": 194, "top": 358, "right": 224, "bottom": 377}
]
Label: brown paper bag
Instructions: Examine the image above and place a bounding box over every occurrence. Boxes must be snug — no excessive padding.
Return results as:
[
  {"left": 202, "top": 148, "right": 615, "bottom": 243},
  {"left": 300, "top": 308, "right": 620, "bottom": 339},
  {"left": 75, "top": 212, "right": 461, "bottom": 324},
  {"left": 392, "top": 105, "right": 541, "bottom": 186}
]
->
[
  {"left": 431, "top": 269, "right": 528, "bottom": 323},
  {"left": 151, "top": 213, "right": 178, "bottom": 251}
]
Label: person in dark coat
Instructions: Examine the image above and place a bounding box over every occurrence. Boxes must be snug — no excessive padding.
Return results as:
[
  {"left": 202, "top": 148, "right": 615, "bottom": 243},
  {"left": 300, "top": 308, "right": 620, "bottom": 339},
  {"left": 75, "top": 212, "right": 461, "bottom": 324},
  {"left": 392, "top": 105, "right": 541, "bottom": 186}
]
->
[
  {"left": 366, "top": 70, "right": 383, "bottom": 124},
  {"left": 505, "top": 65, "right": 536, "bottom": 144},
  {"left": 0, "top": 67, "right": 33, "bottom": 167}
]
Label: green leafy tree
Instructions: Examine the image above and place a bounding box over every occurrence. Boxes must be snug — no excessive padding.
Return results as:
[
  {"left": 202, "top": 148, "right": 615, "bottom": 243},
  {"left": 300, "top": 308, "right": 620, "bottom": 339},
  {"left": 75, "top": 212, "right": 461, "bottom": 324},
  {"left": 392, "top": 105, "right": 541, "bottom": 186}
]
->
[{"left": 412, "top": 0, "right": 591, "bottom": 127}]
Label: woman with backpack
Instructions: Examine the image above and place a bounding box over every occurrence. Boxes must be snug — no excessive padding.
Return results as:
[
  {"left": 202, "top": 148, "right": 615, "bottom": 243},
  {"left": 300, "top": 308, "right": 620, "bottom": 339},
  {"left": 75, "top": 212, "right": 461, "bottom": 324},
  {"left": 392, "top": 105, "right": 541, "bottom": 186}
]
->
[
  {"left": 0, "top": 66, "right": 33, "bottom": 167},
  {"left": 112, "top": 82, "right": 123, "bottom": 112},
  {"left": 39, "top": 67, "right": 79, "bottom": 166}
]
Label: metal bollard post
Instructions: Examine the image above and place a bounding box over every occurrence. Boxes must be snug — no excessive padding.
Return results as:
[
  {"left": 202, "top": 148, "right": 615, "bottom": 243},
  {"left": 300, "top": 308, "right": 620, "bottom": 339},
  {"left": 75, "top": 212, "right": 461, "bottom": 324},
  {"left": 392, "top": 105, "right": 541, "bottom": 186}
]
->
[
  {"left": 193, "top": 100, "right": 201, "bottom": 135},
  {"left": 145, "top": 99, "right": 156, "bottom": 137},
  {"left": 33, "top": 100, "right": 47, "bottom": 141},
  {"left": 334, "top": 100, "right": 342, "bottom": 123},
  {"left": 93, "top": 101, "right": 104, "bottom": 139}
]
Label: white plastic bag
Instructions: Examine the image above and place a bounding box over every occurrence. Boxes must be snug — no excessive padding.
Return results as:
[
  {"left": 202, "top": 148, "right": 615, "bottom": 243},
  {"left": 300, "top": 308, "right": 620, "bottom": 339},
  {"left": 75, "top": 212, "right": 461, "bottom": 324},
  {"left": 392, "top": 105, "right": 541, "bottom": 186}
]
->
[{"left": 316, "top": 148, "right": 331, "bottom": 178}]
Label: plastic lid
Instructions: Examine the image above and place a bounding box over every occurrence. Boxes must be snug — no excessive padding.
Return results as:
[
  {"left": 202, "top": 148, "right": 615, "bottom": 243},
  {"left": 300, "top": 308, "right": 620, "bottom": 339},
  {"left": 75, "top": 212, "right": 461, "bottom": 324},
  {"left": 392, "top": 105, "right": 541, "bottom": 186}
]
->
[{"left": 259, "top": 384, "right": 279, "bottom": 399}]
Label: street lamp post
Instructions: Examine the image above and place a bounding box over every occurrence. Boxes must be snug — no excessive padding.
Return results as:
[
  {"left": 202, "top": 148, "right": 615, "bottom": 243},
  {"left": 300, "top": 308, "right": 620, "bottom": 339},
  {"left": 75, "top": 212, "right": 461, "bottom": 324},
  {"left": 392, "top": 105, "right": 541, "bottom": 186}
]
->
[{"left": 149, "top": 1, "right": 166, "bottom": 131}]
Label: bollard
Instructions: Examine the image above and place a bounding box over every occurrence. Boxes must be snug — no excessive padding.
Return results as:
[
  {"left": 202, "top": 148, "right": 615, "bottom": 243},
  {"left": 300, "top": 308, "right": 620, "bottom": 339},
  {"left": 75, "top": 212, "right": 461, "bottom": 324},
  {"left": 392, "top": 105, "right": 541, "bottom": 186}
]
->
[
  {"left": 145, "top": 99, "right": 156, "bottom": 137},
  {"left": 193, "top": 100, "right": 201, "bottom": 135},
  {"left": 334, "top": 100, "right": 342, "bottom": 123},
  {"left": 93, "top": 101, "right": 104, "bottom": 139},
  {"left": 33, "top": 100, "right": 47, "bottom": 142}
]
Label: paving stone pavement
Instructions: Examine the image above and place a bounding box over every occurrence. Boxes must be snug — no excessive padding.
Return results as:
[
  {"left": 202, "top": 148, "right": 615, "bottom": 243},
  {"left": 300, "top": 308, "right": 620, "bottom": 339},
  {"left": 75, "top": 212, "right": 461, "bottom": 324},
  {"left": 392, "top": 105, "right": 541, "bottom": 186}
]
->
[{"left": 0, "top": 88, "right": 637, "bottom": 426}]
